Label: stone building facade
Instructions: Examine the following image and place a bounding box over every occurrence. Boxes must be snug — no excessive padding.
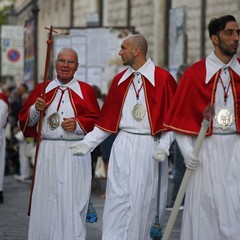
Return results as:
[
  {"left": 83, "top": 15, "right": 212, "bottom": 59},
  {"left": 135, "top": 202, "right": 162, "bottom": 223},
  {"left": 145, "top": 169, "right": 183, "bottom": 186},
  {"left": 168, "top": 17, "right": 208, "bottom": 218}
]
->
[
  {"left": 172, "top": 0, "right": 240, "bottom": 64},
  {"left": 8, "top": 0, "right": 240, "bottom": 84}
]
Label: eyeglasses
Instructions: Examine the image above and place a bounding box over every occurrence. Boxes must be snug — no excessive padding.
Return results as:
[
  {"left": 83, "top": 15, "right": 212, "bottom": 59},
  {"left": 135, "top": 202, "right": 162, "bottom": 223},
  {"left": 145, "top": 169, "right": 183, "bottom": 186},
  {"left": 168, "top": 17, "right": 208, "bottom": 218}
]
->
[{"left": 57, "top": 58, "right": 76, "bottom": 66}]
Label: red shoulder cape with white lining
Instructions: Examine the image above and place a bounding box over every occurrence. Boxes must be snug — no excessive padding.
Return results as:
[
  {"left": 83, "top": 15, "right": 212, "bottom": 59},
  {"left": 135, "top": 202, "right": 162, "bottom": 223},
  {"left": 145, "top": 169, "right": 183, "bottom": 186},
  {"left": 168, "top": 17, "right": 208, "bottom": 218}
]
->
[
  {"left": 164, "top": 58, "right": 240, "bottom": 136},
  {"left": 96, "top": 66, "right": 178, "bottom": 136},
  {"left": 18, "top": 80, "right": 100, "bottom": 138}
]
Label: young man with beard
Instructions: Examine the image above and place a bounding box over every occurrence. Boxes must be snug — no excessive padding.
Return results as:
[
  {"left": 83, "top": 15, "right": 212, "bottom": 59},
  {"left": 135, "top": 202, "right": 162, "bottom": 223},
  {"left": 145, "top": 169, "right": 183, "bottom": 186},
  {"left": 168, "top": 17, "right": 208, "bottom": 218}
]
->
[{"left": 164, "top": 15, "right": 240, "bottom": 240}]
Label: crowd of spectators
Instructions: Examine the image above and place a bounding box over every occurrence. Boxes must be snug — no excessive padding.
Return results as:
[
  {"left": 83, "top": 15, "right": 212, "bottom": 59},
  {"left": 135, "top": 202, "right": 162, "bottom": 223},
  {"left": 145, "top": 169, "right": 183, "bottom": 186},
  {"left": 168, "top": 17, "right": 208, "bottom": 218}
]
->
[{"left": 2, "top": 81, "right": 33, "bottom": 182}]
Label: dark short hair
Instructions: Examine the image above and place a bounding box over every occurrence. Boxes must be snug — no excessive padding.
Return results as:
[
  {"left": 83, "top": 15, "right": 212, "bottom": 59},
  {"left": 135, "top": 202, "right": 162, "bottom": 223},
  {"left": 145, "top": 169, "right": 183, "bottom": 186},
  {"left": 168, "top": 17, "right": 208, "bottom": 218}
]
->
[
  {"left": 92, "top": 85, "right": 102, "bottom": 98},
  {"left": 208, "top": 15, "right": 237, "bottom": 38},
  {"left": 21, "top": 83, "right": 28, "bottom": 92},
  {"left": 176, "top": 64, "right": 189, "bottom": 79}
]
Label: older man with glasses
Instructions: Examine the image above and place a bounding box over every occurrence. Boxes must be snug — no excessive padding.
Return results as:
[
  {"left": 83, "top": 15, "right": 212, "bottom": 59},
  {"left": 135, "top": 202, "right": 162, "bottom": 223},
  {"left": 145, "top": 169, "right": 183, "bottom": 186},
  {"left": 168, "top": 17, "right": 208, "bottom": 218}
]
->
[{"left": 19, "top": 48, "right": 100, "bottom": 240}]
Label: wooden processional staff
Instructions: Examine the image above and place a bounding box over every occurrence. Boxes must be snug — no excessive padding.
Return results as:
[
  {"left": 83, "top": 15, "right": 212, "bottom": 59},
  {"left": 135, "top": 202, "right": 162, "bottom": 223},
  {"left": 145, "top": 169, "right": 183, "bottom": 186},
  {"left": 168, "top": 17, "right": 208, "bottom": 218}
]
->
[
  {"left": 162, "top": 105, "right": 214, "bottom": 240},
  {"left": 28, "top": 26, "right": 58, "bottom": 215}
]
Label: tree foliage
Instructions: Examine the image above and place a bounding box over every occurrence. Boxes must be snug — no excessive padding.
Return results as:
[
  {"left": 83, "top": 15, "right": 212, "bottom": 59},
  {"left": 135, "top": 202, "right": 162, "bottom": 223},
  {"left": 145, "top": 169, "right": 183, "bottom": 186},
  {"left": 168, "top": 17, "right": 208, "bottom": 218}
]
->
[{"left": 0, "top": 0, "right": 15, "bottom": 25}]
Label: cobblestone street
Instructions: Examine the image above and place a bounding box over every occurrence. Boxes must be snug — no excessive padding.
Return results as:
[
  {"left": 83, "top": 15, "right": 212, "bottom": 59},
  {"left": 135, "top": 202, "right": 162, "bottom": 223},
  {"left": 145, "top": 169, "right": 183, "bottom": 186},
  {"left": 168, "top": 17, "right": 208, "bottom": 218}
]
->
[{"left": 0, "top": 175, "right": 182, "bottom": 240}]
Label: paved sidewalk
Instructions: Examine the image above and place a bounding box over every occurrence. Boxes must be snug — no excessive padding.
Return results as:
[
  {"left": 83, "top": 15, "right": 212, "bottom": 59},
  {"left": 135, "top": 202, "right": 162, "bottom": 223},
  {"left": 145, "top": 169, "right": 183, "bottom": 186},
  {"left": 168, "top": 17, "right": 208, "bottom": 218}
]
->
[{"left": 0, "top": 175, "right": 182, "bottom": 240}]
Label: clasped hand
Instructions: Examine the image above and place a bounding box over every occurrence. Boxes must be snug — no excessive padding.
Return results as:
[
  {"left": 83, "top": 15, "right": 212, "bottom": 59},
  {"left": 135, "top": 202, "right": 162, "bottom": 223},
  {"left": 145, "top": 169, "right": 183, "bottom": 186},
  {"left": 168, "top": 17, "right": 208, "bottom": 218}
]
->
[
  {"left": 61, "top": 118, "right": 76, "bottom": 132},
  {"left": 184, "top": 151, "right": 199, "bottom": 170},
  {"left": 35, "top": 97, "right": 46, "bottom": 112}
]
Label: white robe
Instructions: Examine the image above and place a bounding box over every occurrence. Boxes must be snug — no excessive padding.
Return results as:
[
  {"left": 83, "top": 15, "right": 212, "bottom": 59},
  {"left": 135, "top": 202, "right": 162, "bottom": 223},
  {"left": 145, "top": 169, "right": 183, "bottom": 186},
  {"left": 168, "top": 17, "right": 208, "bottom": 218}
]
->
[
  {"left": 101, "top": 130, "right": 168, "bottom": 240},
  {"left": 176, "top": 53, "right": 240, "bottom": 240},
  {"left": 28, "top": 81, "right": 92, "bottom": 240}
]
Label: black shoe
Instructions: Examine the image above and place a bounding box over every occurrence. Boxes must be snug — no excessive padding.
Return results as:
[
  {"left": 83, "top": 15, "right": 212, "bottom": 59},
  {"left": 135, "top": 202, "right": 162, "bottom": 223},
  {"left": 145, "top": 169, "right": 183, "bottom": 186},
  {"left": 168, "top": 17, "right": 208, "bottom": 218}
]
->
[{"left": 0, "top": 191, "right": 4, "bottom": 203}]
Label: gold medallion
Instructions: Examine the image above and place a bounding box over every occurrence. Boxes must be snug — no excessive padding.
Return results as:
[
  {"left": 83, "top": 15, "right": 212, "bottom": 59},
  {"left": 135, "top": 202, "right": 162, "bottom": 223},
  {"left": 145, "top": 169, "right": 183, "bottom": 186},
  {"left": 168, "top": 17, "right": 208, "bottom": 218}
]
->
[
  {"left": 47, "top": 112, "right": 60, "bottom": 130},
  {"left": 216, "top": 107, "right": 234, "bottom": 129},
  {"left": 131, "top": 103, "right": 146, "bottom": 122}
]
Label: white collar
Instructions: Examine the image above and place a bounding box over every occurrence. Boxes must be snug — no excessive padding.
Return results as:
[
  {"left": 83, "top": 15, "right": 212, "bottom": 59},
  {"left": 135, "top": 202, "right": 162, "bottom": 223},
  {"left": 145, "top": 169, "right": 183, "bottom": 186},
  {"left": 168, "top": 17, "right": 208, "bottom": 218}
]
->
[
  {"left": 46, "top": 78, "right": 83, "bottom": 99},
  {"left": 205, "top": 52, "right": 240, "bottom": 83},
  {"left": 118, "top": 58, "right": 156, "bottom": 86}
]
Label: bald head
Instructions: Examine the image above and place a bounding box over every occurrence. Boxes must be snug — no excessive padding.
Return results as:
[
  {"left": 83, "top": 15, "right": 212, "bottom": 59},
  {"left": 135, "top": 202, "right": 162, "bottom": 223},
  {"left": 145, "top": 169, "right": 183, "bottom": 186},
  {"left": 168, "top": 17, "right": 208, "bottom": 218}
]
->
[
  {"left": 128, "top": 34, "right": 148, "bottom": 55},
  {"left": 119, "top": 34, "right": 148, "bottom": 70}
]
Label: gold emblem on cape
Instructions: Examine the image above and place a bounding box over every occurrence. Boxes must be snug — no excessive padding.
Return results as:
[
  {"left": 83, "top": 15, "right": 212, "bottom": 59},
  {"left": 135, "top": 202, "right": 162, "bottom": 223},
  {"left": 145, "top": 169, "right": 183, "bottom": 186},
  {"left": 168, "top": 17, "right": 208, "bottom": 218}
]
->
[
  {"left": 47, "top": 112, "right": 60, "bottom": 130},
  {"left": 131, "top": 103, "right": 146, "bottom": 122},
  {"left": 216, "top": 107, "right": 234, "bottom": 129}
]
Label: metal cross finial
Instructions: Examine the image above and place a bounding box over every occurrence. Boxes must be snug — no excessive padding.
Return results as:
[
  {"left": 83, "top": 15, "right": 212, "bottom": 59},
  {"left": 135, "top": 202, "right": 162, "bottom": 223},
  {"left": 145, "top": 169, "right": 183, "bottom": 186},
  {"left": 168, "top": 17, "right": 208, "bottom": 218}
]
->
[
  {"left": 44, "top": 26, "right": 58, "bottom": 34},
  {"left": 44, "top": 26, "right": 58, "bottom": 43}
]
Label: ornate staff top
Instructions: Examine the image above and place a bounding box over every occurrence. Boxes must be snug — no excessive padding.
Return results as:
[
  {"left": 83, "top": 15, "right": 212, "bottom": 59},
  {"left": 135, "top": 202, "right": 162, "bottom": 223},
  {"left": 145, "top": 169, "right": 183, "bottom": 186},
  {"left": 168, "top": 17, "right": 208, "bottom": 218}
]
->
[{"left": 42, "top": 26, "right": 58, "bottom": 99}]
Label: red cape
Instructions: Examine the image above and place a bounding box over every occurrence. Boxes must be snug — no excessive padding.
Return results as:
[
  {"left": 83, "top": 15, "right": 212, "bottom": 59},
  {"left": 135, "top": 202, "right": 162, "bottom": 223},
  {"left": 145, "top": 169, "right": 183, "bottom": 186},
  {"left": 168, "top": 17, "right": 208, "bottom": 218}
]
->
[
  {"left": 96, "top": 66, "right": 177, "bottom": 136},
  {"left": 19, "top": 80, "right": 100, "bottom": 138},
  {"left": 164, "top": 59, "right": 240, "bottom": 136}
]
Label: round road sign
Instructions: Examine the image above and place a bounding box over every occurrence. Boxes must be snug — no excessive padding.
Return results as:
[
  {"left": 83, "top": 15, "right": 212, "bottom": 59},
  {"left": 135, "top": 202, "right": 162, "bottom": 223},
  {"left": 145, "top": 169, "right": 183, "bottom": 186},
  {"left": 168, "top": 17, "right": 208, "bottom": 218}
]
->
[{"left": 7, "top": 49, "right": 21, "bottom": 62}]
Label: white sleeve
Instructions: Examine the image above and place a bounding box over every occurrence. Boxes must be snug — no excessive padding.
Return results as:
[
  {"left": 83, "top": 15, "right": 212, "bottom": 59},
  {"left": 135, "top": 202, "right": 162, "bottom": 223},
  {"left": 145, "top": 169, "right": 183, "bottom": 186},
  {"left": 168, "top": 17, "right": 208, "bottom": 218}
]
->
[
  {"left": 0, "top": 100, "right": 8, "bottom": 128},
  {"left": 82, "top": 126, "right": 111, "bottom": 150},
  {"left": 158, "top": 131, "right": 174, "bottom": 149},
  {"left": 28, "top": 104, "right": 40, "bottom": 127}
]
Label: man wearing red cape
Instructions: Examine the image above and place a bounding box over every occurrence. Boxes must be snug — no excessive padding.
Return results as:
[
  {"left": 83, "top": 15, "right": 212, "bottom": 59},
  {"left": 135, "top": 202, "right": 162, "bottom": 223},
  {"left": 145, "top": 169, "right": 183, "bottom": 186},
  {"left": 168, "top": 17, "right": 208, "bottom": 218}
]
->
[
  {"left": 19, "top": 48, "right": 100, "bottom": 240},
  {"left": 70, "top": 34, "right": 177, "bottom": 240},
  {"left": 164, "top": 15, "right": 240, "bottom": 240}
]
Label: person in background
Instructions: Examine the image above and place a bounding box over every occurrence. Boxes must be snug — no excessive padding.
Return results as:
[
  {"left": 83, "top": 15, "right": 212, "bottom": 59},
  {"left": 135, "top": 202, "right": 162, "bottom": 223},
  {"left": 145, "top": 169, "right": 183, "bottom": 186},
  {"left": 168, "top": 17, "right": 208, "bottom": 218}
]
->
[
  {"left": 2, "top": 83, "right": 18, "bottom": 175},
  {"left": 0, "top": 85, "right": 9, "bottom": 203},
  {"left": 8, "top": 83, "right": 29, "bottom": 175},
  {"left": 164, "top": 15, "right": 240, "bottom": 239},
  {"left": 99, "top": 132, "right": 116, "bottom": 199},
  {"left": 70, "top": 34, "right": 177, "bottom": 240},
  {"left": 91, "top": 85, "right": 104, "bottom": 182},
  {"left": 19, "top": 48, "right": 100, "bottom": 240},
  {"left": 93, "top": 85, "right": 116, "bottom": 199},
  {"left": 11, "top": 83, "right": 28, "bottom": 131},
  {"left": 166, "top": 64, "right": 189, "bottom": 210},
  {"left": 14, "top": 91, "right": 33, "bottom": 183}
]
